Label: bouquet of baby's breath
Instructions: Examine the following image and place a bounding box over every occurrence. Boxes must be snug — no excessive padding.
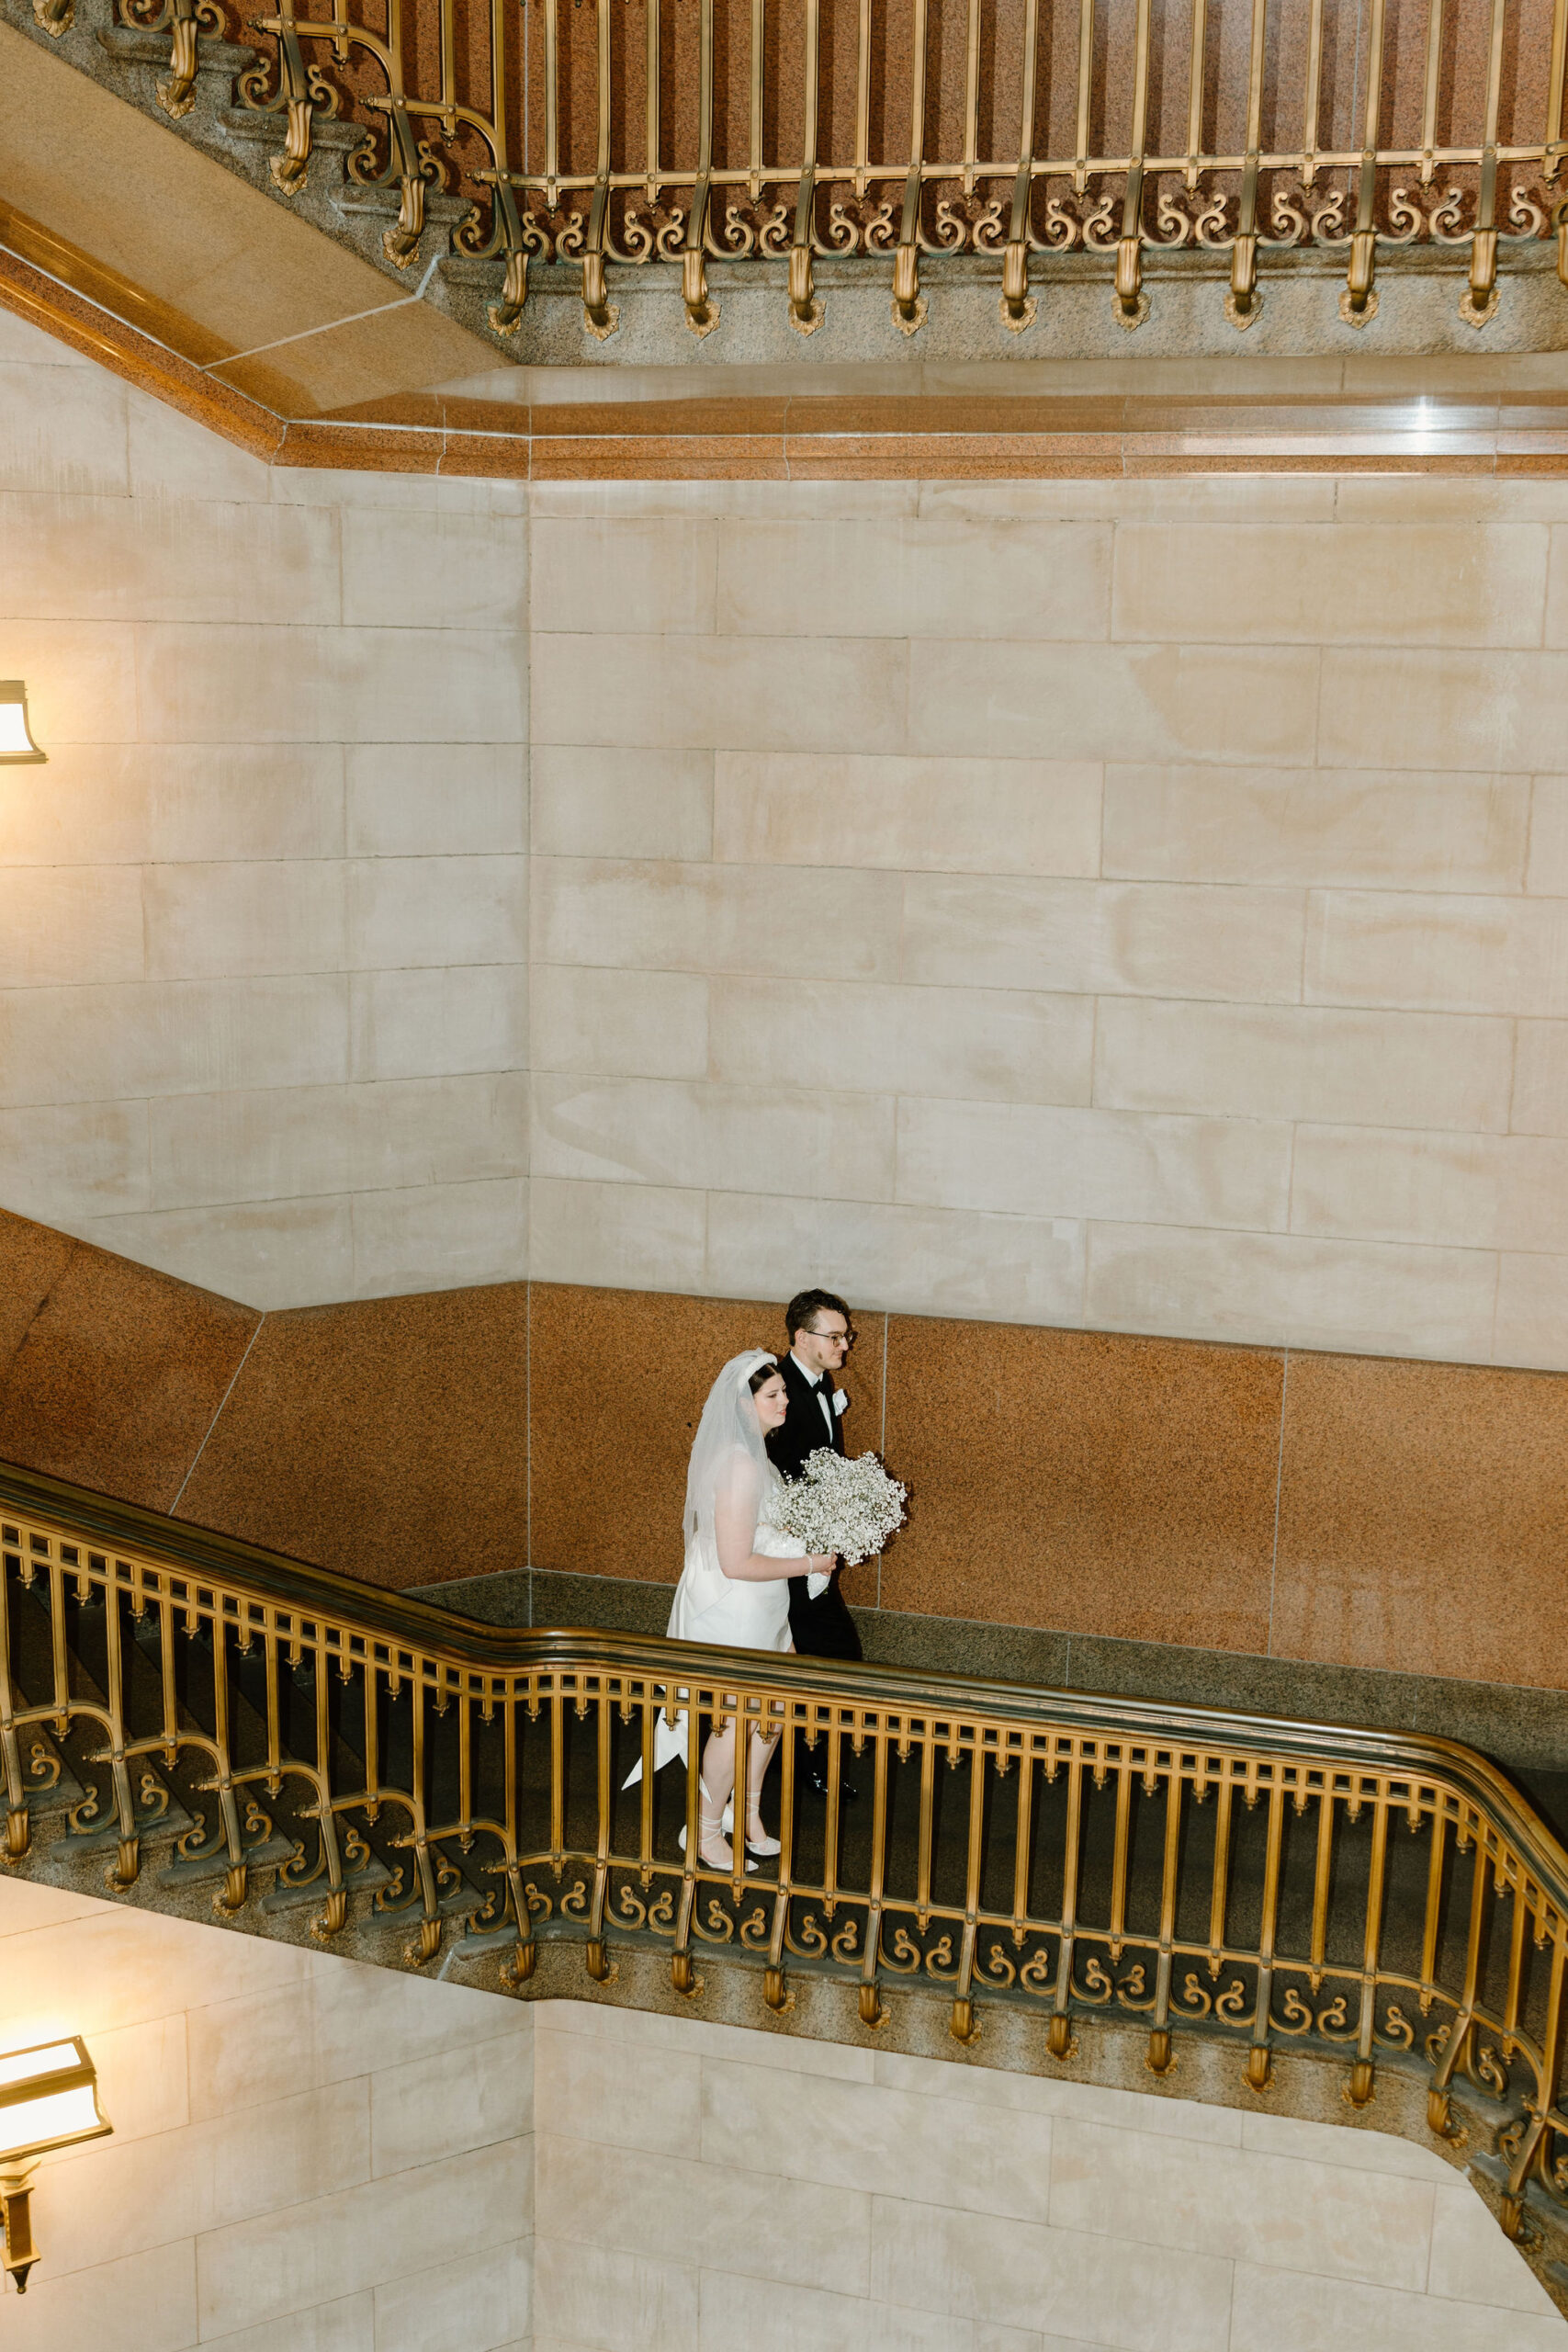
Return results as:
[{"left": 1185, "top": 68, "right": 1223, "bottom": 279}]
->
[{"left": 772, "top": 1449, "right": 908, "bottom": 1566}]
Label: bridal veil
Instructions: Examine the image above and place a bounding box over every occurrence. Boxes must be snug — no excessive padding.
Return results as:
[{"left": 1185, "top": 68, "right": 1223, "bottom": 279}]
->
[{"left": 682, "top": 1346, "right": 778, "bottom": 1550}]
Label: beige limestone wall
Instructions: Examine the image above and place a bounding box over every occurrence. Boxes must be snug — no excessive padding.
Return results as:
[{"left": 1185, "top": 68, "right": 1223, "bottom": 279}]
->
[
  {"left": 530, "top": 1994, "right": 1564, "bottom": 2352},
  {"left": 526, "top": 472, "right": 1568, "bottom": 1370},
  {"left": 10, "top": 307, "right": 1568, "bottom": 1370},
  {"left": 0, "top": 307, "right": 528, "bottom": 1311},
  {"left": 0, "top": 1872, "right": 533, "bottom": 2351}
]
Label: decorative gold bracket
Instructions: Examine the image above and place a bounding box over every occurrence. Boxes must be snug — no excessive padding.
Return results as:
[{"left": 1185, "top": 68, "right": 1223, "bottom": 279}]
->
[
  {"left": 1112, "top": 234, "right": 1144, "bottom": 328},
  {"left": 156, "top": 18, "right": 200, "bottom": 117},
  {"left": 270, "top": 100, "right": 315, "bottom": 193},
  {"left": 1226, "top": 232, "right": 1261, "bottom": 330},
  {"left": 999, "top": 240, "right": 1035, "bottom": 333},
  {"left": 581, "top": 252, "right": 619, "bottom": 339},
  {"left": 1340, "top": 227, "right": 1379, "bottom": 326},
  {"left": 892, "top": 243, "right": 925, "bottom": 335},
  {"left": 489, "top": 249, "right": 528, "bottom": 336},
  {"left": 788, "top": 246, "right": 823, "bottom": 335},
  {"left": 682, "top": 251, "right": 719, "bottom": 338},
  {"left": 1461, "top": 229, "right": 1500, "bottom": 325}
]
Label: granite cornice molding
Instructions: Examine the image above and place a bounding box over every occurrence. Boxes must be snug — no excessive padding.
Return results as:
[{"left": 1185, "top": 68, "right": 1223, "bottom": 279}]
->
[
  {"left": 0, "top": 242, "right": 286, "bottom": 458},
  {"left": 7, "top": 239, "right": 1568, "bottom": 476}
]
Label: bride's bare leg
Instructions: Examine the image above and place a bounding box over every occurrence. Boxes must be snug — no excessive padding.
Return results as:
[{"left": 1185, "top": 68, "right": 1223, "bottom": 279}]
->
[
  {"left": 698, "top": 1720, "right": 737, "bottom": 1867},
  {"left": 745, "top": 1728, "right": 781, "bottom": 1850}
]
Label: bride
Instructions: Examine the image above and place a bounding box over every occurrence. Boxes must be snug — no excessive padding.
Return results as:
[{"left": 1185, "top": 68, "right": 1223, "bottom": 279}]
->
[{"left": 639, "top": 1350, "right": 833, "bottom": 1871}]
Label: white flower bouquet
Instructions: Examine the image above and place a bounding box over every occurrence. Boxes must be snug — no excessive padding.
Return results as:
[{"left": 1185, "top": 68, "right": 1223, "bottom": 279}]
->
[{"left": 772, "top": 1449, "right": 908, "bottom": 1566}]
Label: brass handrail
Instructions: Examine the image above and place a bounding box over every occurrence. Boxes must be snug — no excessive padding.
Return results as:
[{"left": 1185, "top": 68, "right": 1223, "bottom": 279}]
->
[
  {"left": 4, "top": 1454, "right": 1568, "bottom": 2243},
  {"left": 76, "top": 0, "right": 1565, "bottom": 337}
]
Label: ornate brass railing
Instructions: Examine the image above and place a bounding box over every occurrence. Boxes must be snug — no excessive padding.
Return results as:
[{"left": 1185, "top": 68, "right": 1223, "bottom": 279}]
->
[
  {"left": 31, "top": 0, "right": 1568, "bottom": 337},
  {"left": 5, "top": 1457, "right": 1568, "bottom": 2246}
]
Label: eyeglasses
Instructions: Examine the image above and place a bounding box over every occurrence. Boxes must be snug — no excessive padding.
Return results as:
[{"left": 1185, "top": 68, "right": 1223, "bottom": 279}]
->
[{"left": 806, "top": 1326, "right": 855, "bottom": 1348}]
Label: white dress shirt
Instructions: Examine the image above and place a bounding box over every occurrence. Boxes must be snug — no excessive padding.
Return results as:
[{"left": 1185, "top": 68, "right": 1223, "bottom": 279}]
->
[
  {"left": 790, "top": 1351, "right": 838, "bottom": 1593},
  {"left": 791, "top": 1351, "right": 837, "bottom": 1439}
]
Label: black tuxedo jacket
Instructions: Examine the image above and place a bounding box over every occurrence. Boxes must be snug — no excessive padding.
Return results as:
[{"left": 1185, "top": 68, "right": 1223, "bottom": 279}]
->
[
  {"left": 765, "top": 1353, "right": 863, "bottom": 1662},
  {"left": 767, "top": 1352, "right": 846, "bottom": 1482}
]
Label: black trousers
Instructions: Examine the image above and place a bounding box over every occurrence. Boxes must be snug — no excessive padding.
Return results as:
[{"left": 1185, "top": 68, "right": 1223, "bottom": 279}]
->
[{"left": 786, "top": 1573, "right": 863, "bottom": 1662}]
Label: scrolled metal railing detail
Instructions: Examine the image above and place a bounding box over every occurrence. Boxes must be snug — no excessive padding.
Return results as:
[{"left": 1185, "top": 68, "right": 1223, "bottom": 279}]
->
[
  {"left": 5, "top": 1464, "right": 1568, "bottom": 2254},
  {"left": 119, "top": 0, "right": 226, "bottom": 117},
  {"left": 205, "top": 0, "right": 1568, "bottom": 338}
]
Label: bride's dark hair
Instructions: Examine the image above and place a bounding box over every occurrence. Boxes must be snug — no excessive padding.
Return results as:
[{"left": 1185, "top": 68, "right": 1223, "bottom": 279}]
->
[{"left": 746, "top": 1357, "right": 781, "bottom": 1394}]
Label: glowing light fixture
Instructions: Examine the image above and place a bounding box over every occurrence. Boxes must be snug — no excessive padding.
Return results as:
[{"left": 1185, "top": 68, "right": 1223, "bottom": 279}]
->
[
  {"left": 0, "top": 2039, "right": 111, "bottom": 2293},
  {"left": 0, "top": 681, "right": 46, "bottom": 763}
]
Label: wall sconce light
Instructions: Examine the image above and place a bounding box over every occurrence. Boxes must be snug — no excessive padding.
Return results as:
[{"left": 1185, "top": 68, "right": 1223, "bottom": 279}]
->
[
  {"left": 0, "top": 2039, "right": 112, "bottom": 2293},
  {"left": 0, "top": 681, "right": 46, "bottom": 763}
]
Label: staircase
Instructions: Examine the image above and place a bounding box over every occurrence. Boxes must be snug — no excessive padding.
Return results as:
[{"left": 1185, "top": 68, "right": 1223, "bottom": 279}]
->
[
  {"left": 4, "top": 0, "right": 1568, "bottom": 377},
  {"left": 6, "top": 1453, "right": 1568, "bottom": 2310}
]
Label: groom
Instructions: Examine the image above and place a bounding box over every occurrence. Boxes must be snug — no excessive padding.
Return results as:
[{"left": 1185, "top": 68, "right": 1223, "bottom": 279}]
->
[{"left": 766, "top": 1287, "right": 863, "bottom": 1801}]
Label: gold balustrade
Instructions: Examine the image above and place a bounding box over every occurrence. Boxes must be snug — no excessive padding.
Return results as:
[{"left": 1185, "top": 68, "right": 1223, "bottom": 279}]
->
[
  {"left": 49, "top": 0, "right": 1567, "bottom": 336},
  {"left": 5, "top": 1458, "right": 1568, "bottom": 2246}
]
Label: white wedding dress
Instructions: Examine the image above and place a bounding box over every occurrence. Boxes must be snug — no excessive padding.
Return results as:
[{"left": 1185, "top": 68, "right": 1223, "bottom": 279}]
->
[
  {"left": 624, "top": 1352, "right": 808, "bottom": 1790},
  {"left": 664, "top": 1461, "right": 805, "bottom": 1653}
]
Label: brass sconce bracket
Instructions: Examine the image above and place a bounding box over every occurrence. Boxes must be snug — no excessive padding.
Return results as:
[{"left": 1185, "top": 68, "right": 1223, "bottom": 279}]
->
[{"left": 0, "top": 2167, "right": 38, "bottom": 2295}]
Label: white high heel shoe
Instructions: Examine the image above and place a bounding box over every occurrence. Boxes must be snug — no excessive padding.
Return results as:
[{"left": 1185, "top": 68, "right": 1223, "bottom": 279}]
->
[
  {"left": 722, "top": 1800, "right": 781, "bottom": 1857},
  {"left": 677, "top": 1820, "right": 756, "bottom": 1871}
]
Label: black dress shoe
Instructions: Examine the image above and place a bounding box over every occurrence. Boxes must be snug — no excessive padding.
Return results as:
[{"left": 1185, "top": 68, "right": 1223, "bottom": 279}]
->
[{"left": 804, "top": 1760, "right": 860, "bottom": 1802}]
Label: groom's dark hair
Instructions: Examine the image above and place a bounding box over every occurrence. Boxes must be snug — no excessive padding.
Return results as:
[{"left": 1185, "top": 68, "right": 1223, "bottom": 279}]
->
[{"left": 785, "top": 1287, "right": 852, "bottom": 1340}]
